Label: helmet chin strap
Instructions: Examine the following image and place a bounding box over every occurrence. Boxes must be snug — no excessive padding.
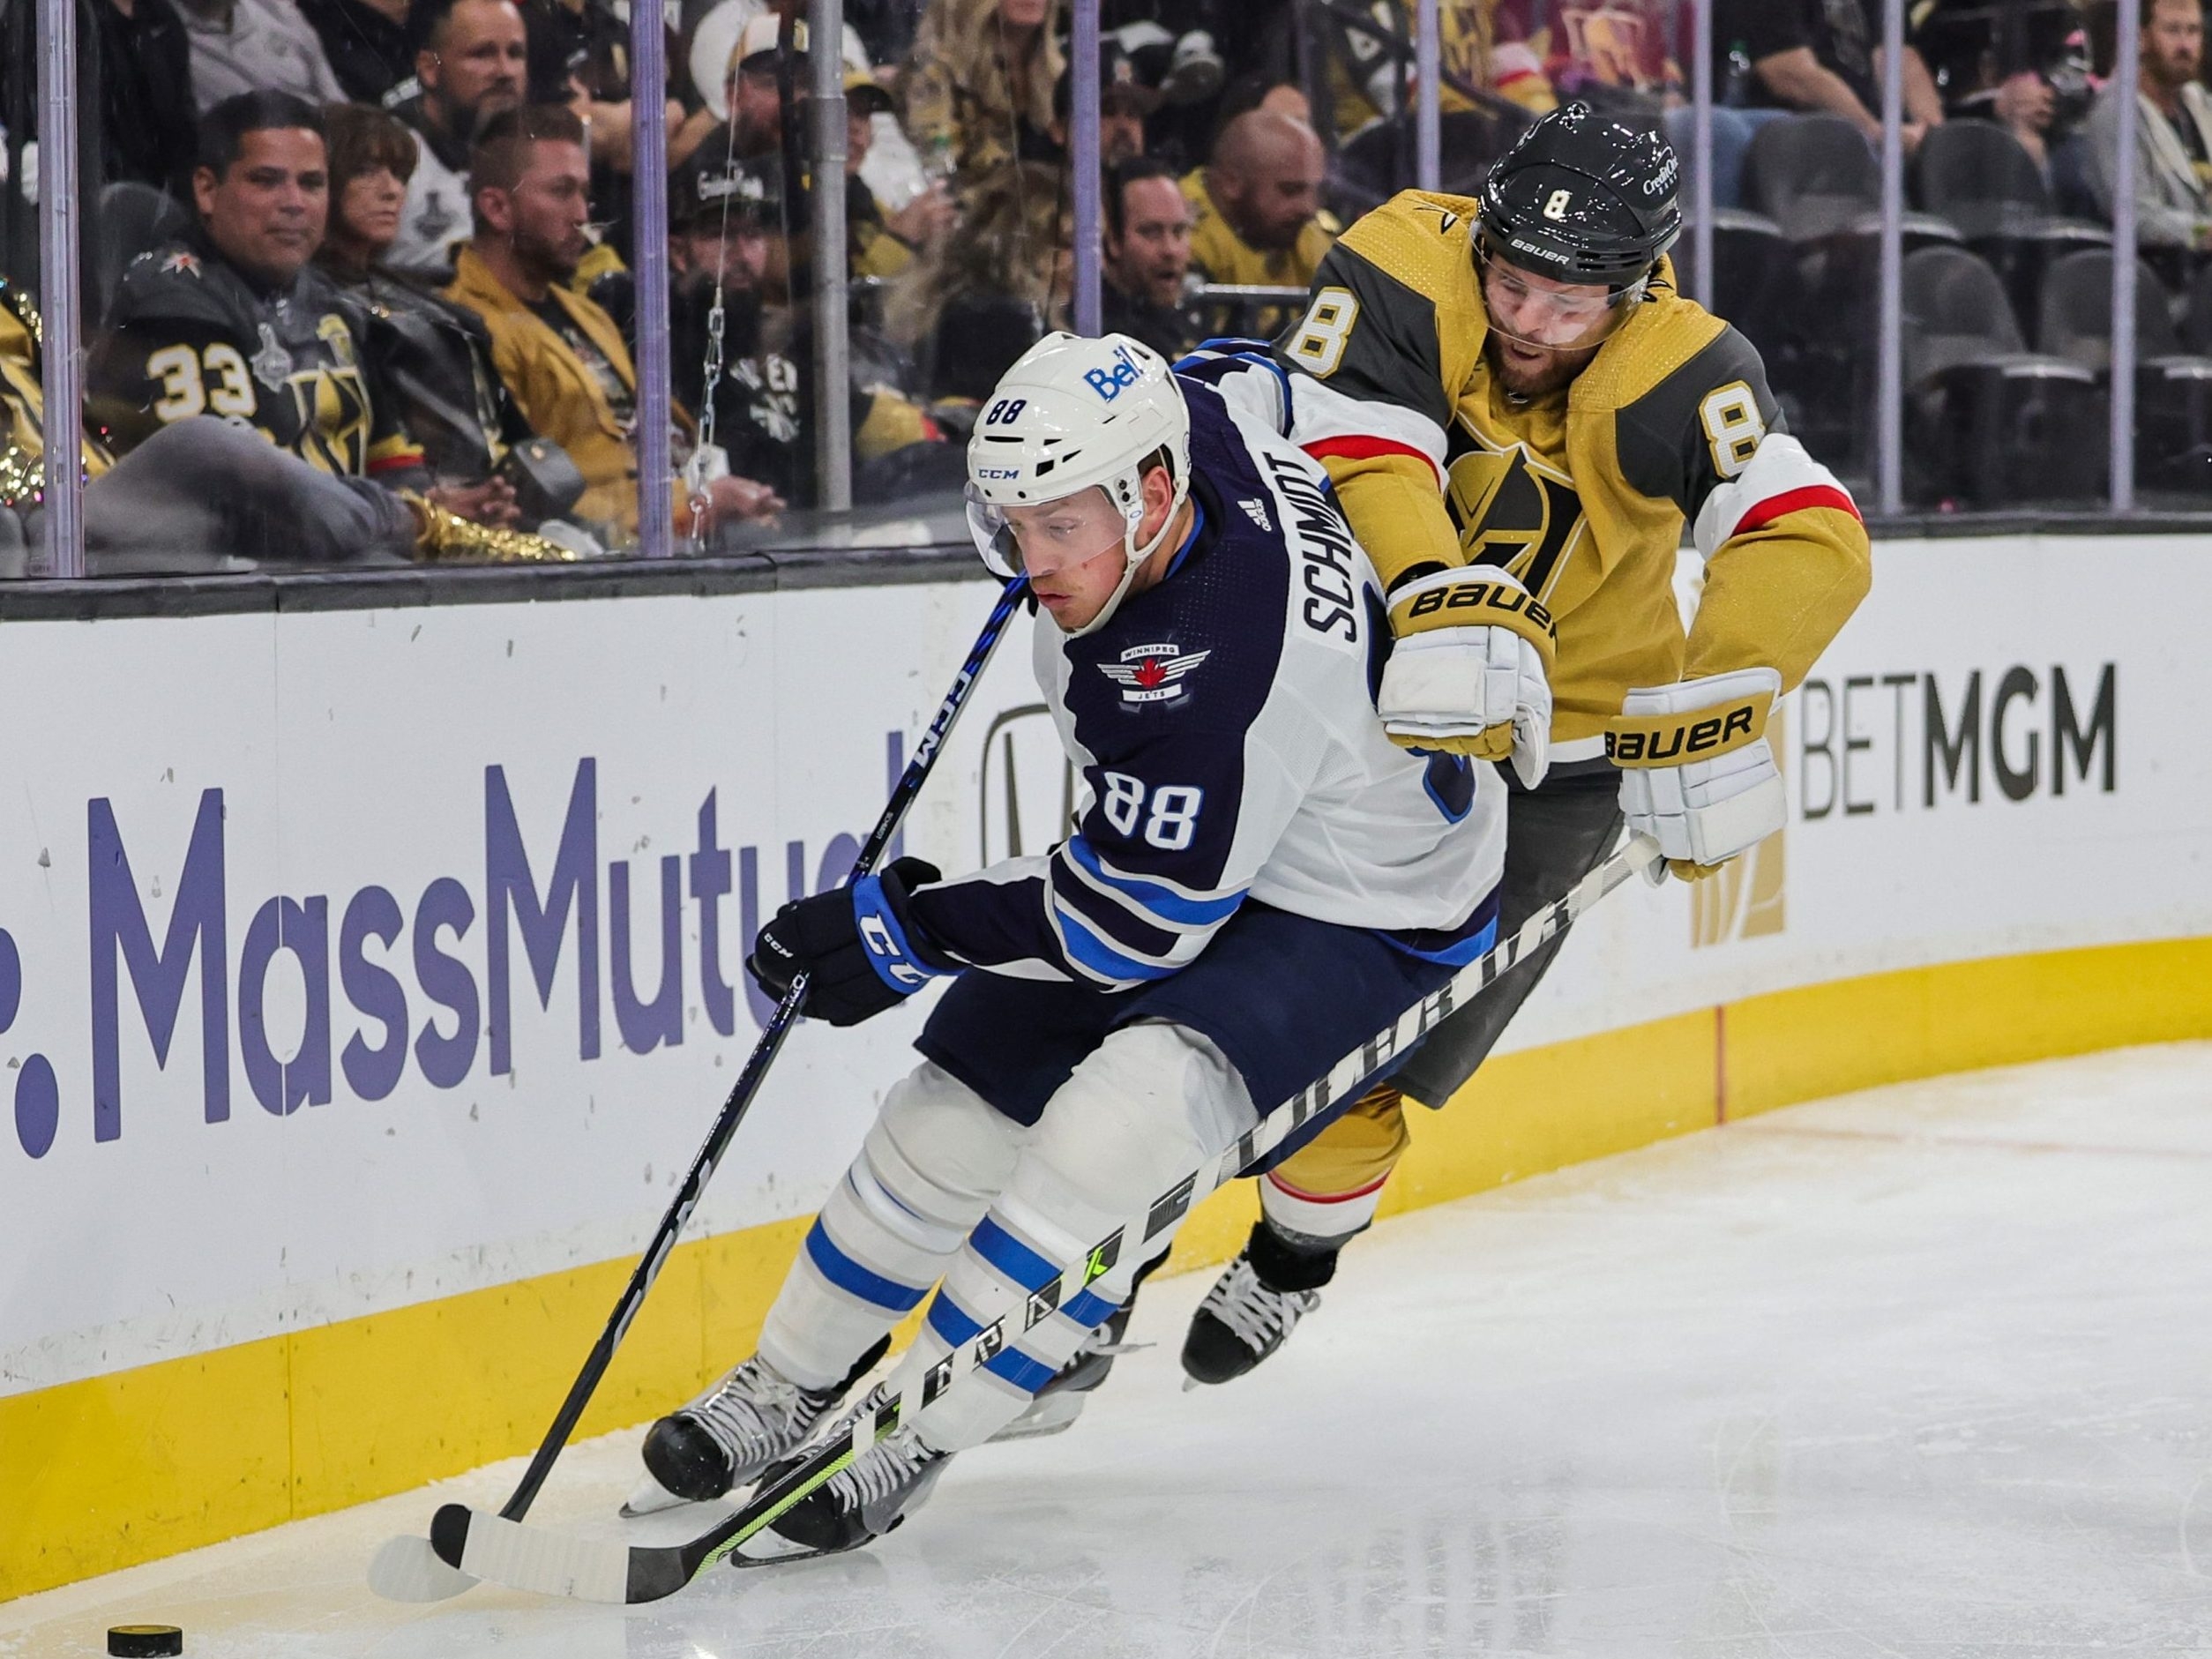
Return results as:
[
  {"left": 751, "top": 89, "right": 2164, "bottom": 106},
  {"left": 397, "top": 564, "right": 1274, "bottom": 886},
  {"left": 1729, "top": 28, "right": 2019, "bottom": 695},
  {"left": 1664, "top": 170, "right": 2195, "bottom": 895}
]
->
[{"left": 1064, "top": 467, "right": 1188, "bottom": 639}]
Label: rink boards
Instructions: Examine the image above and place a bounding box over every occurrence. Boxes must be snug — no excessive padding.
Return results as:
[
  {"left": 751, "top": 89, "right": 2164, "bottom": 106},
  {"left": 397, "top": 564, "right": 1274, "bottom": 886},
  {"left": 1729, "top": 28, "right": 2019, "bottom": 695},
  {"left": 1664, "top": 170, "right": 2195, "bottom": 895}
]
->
[{"left": 5, "top": 534, "right": 2209, "bottom": 1598}]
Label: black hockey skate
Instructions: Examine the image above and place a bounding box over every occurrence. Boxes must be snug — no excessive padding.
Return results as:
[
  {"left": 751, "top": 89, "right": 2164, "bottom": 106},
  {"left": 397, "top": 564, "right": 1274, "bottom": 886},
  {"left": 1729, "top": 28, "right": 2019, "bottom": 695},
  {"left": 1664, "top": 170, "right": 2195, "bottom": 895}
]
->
[
  {"left": 990, "top": 1250, "right": 1168, "bottom": 1442},
  {"left": 736, "top": 1384, "right": 953, "bottom": 1564},
  {"left": 1180, "top": 1222, "right": 1332, "bottom": 1386},
  {"left": 634, "top": 1336, "right": 889, "bottom": 1508}
]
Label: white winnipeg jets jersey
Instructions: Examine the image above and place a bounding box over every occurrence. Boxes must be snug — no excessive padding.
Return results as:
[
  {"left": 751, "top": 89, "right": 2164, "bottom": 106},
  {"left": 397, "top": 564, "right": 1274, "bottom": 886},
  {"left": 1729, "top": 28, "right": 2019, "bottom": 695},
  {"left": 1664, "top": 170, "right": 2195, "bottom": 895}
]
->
[{"left": 908, "top": 376, "right": 1506, "bottom": 989}]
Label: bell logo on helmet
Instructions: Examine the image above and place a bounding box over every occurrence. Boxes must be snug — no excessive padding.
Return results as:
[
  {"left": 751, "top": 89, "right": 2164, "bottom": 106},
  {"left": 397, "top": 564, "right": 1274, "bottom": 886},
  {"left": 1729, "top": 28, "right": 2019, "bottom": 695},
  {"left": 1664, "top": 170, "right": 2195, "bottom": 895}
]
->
[
  {"left": 1083, "top": 342, "right": 1147, "bottom": 402},
  {"left": 1543, "top": 189, "right": 1573, "bottom": 220}
]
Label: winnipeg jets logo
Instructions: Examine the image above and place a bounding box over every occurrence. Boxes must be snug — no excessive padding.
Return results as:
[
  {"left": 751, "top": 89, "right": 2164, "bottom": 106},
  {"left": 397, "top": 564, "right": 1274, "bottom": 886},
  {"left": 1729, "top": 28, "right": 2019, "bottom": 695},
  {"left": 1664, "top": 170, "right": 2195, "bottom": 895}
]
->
[
  {"left": 1101, "top": 643, "right": 1210, "bottom": 705},
  {"left": 1238, "top": 497, "right": 1272, "bottom": 533}
]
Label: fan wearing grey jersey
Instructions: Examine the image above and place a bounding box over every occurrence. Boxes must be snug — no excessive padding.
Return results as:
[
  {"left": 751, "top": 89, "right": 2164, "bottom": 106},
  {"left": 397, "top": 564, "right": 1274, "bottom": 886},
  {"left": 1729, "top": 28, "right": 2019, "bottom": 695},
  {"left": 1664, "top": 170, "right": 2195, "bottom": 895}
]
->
[{"left": 628, "top": 332, "right": 1543, "bottom": 1562}]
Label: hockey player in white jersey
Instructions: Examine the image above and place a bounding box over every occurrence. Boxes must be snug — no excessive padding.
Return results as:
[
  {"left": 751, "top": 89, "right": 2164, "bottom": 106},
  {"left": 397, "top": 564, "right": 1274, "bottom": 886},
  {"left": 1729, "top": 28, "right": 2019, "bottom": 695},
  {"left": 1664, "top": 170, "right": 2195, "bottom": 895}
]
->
[{"left": 630, "top": 331, "right": 1547, "bottom": 1558}]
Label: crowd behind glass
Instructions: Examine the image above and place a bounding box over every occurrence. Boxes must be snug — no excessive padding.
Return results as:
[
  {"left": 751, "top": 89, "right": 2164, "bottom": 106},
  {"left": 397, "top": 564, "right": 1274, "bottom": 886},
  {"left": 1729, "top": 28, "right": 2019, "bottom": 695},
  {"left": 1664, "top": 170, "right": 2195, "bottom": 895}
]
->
[{"left": 1, "top": 0, "right": 2206, "bottom": 572}]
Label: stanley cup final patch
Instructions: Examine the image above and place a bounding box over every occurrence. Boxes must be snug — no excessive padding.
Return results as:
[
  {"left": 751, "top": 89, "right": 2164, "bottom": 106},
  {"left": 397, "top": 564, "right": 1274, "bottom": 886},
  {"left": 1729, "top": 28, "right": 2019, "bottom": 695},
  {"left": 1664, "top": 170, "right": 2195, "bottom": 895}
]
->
[{"left": 1101, "top": 643, "right": 1211, "bottom": 705}]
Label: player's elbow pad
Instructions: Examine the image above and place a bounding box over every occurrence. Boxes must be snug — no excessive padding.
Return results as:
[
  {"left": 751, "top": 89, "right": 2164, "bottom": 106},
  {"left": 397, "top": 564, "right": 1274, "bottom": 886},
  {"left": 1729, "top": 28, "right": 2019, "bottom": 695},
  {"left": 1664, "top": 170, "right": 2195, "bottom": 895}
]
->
[{"left": 1691, "top": 434, "right": 1859, "bottom": 560}]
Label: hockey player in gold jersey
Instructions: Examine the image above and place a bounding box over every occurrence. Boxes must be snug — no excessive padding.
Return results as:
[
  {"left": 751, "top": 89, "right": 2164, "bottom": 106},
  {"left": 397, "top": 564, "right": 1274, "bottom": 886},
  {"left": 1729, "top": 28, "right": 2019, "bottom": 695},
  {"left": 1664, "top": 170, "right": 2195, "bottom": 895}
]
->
[{"left": 1155, "top": 105, "right": 1874, "bottom": 1388}]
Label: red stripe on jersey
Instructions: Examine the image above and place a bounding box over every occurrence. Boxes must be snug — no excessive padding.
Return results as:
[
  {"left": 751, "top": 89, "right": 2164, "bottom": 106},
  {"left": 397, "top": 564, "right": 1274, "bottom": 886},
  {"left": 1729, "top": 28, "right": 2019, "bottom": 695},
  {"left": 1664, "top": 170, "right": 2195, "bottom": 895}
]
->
[
  {"left": 1733, "top": 483, "right": 1861, "bottom": 535},
  {"left": 367, "top": 448, "right": 426, "bottom": 476},
  {"left": 1264, "top": 1170, "right": 1393, "bottom": 1204},
  {"left": 1303, "top": 434, "right": 1442, "bottom": 486}
]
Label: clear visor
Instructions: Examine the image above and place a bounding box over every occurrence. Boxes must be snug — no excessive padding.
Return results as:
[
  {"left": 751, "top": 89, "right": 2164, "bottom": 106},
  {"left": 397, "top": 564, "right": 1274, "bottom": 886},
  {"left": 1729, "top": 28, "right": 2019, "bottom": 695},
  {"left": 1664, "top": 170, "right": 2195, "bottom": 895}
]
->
[
  {"left": 1476, "top": 243, "right": 1646, "bottom": 349},
  {"left": 962, "top": 481, "right": 1136, "bottom": 582},
  {"left": 964, "top": 484, "right": 1023, "bottom": 579}
]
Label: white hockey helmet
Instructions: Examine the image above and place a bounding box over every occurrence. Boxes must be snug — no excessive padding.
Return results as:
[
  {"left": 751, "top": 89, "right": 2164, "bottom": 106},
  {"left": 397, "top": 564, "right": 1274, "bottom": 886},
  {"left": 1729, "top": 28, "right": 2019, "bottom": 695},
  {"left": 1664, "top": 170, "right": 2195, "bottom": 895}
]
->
[{"left": 965, "top": 331, "right": 1193, "bottom": 637}]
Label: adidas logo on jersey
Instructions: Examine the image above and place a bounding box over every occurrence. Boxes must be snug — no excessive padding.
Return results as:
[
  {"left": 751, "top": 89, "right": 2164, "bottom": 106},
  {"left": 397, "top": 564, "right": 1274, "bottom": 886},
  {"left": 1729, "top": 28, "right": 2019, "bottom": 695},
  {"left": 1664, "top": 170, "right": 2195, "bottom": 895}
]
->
[
  {"left": 1100, "top": 643, "right": 1210, "bottom": 704},
  {"left": 1238, "top": 497, "right": 1272, "bottom": 533}
]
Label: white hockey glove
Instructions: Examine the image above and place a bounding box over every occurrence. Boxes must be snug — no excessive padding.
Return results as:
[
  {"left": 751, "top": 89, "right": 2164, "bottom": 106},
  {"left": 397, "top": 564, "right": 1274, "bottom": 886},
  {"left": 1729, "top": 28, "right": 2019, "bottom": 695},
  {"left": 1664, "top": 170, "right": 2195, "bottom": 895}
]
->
[
  {"left": 1609, "top": 667, "right": 1787, "bottom": 884},
  {"left": 1379, "top": 564, "right": 1556, "bottom": 786}
]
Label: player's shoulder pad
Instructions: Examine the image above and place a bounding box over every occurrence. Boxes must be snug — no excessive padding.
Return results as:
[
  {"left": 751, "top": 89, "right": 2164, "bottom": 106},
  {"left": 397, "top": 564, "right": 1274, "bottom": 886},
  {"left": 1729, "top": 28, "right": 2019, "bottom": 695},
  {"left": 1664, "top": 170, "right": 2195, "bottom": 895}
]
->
[
  {"left": 1585, "top": 280, "right": 1782, "bottom": 517},
  {"left": 1335, "top": 189, "right": 1484, "bottom": 290}
]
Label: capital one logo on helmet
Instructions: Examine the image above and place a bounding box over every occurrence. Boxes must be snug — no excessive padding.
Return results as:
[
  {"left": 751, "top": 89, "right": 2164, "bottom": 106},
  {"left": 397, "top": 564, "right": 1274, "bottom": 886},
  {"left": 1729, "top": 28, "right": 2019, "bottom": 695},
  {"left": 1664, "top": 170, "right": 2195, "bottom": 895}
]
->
[{"left": 1083, "top": 342, "right": 1147, "bottom": 402}]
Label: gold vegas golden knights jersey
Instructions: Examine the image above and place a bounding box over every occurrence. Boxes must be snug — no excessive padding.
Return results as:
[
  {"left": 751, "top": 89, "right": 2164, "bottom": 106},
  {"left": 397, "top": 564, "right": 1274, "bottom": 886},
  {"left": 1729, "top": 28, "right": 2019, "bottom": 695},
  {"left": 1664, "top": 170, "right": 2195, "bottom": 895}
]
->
[{"left": 1273, "top": 191, "right": 1872, "bottom": 759}]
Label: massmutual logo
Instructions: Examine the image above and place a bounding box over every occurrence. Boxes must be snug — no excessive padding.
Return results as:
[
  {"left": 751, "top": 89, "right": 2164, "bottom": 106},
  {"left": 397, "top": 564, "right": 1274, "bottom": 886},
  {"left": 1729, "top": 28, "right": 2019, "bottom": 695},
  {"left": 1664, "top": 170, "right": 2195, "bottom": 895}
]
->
[{"left": 1691, "top": 704, "right": 1786, "bottom": 948}]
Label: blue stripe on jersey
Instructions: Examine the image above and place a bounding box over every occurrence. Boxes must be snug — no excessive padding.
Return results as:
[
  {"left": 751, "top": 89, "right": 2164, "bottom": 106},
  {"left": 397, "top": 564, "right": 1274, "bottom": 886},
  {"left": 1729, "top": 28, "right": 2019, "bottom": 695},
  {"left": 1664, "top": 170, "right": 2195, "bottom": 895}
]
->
[
  {"left": 803, "top": 1219, "right": 929, "bottom": 1312},
  {"left": 971, "top": 1216, "right": 1124, "bottom": 1329},
  {"left": 1162, "top": 497, "right": 1207, "bottom": 580},
  {"left": 1055, "top": 908, "right": 1180, "bottom": 985},
  {"left": 1380, "top": 885, "right": 1503, "bottom": 967},
  {"left": 923, "top": 1292, "right": 1059, "bottom": 1394},
  {"left": 1062, "top": 835, "right": 1247, "bottom": 927},
  {"left": 1053, "top": 863, "right": 1184, "bottom": 960}
]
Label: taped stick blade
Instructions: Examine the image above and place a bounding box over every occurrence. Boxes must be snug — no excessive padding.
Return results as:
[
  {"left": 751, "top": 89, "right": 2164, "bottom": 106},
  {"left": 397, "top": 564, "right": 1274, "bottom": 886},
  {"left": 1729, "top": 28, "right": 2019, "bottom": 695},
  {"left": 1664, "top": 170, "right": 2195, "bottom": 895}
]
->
[{"left": 367, "top": 1533, "right": 476, "bottom": 1603}]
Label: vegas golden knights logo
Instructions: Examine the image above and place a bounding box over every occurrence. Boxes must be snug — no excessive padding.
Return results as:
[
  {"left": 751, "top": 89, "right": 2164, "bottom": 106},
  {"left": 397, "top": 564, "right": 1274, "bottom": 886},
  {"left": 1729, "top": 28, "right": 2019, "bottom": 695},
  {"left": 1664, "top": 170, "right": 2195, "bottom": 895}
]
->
[
  {"left": 1692, "top": 704, "right": 1786, "bottom": 946},
  {"left": 1444, "top": 438, "right": 1586, "bottom": 601}
]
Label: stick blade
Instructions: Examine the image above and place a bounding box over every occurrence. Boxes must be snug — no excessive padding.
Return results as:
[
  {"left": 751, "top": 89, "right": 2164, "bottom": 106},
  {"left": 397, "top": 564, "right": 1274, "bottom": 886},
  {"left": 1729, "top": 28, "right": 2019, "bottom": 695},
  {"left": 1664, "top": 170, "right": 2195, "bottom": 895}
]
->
[
  {"left": 438, "top": 1505, "right": 636, "bottom": 1603},
  {"left": 367, "top": 1533, "right": 477, "bottom": 1602}
]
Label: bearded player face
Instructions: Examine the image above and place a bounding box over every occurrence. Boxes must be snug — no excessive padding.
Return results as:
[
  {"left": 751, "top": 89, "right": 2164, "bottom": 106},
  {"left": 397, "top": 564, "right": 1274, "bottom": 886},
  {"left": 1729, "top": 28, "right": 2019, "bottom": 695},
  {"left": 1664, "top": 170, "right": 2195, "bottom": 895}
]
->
[{"left": 1478, "top": 246, "right": 1637, "bottom": 397}]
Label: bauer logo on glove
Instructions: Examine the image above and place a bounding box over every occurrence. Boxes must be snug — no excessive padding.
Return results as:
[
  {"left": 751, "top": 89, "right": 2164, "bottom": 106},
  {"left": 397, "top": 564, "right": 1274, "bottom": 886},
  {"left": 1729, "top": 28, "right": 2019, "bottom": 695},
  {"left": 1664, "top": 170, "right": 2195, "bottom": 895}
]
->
[
  {"left": 1377, "top": 564, "right": 1556, "bottom": 785},
  {"left": 1610, "top": 668, "right": 1787, "bottom": 882}
]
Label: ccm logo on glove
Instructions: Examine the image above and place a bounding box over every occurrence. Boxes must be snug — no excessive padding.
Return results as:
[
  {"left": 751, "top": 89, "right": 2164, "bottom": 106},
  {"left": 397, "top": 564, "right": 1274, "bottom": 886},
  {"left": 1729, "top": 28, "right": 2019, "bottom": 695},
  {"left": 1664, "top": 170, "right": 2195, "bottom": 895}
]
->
[
  {"left": 1604, "top": 692, "right": 1770, "bottom": 766},
  {"left": 747, "top": 856, "right": 956, "bottom": 1027}
]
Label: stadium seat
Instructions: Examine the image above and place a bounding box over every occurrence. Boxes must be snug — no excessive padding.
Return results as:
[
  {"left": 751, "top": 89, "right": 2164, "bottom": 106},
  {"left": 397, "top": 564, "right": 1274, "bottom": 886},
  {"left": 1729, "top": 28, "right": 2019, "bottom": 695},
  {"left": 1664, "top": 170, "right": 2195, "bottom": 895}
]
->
[
  {"left": 1670, "top": 209, "right": 1801, "bottom": 369},
  {"left": 1743, "top": 114, "right": 1962, "bottom": 247},
  {"left": 1914, "top": 121, "right": 2111, "bottom": 325},
  {"left": 2038, "top": 248, "right": 2212, "bottom": 493},
  {"left": 91, "top": 183, "right": 190, "bottom": 325},
  {"left": 1899, "top": 245, "right": 2102, "bottom": 507}
]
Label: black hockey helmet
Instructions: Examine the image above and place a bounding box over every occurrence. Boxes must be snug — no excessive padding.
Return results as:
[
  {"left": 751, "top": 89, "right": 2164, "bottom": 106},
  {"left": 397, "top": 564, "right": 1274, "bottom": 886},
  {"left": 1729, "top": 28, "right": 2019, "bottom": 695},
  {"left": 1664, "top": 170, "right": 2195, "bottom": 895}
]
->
[{"left": 1476, "top": 103, "right": 1682, "bottom": 289}]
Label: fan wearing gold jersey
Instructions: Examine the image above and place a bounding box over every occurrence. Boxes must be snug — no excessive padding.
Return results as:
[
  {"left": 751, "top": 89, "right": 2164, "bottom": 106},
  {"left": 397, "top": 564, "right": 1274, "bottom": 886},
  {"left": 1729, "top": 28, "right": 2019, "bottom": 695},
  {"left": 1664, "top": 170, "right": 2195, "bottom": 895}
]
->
[{"left": 1155, "top": 105, "right": 1872, "bottom": 1388}]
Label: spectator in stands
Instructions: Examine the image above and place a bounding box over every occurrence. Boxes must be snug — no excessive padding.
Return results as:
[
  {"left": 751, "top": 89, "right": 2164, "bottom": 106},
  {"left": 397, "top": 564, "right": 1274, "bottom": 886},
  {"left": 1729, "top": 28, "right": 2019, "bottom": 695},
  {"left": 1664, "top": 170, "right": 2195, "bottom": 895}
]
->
[
  {"left": 318, "top": 102, "right": 542, "bottom": 527},
  {"left": 8, "top": 283, "right": 557, "bottom": 567},
  {"left": 1324, "top": 0, "right": 1554, "bottom": 140},
  {"left": 1714, "top": 0, "right": 1943, "bottom": 156},
  {"left": 2086, "top": 0, "right": 2212, "bottom": 250},
  {"left": 84, "top": 93, "right": 558, "bottom": 558},
  {"left": 387, "top": 0, "right": 531, "bottom": 277},
  {"left": 1101, "top": 156, "right": 1197, "bottom": 358},
  {"left": 1184, "top": 108, "right": 1331, "bottom": 333},
  {"left": 445, "top": 104, "right": 781, "bottom": 542},
  {"left": 889, "top": 161, "right": 1068, "bottom": 400},
  {"left": 92, "top": 0, "right": 199, "bottom": 198},
  {"left": 847, "top": 73, "right": 958, "bottom": 278},
  {"left": 90, "top": 93, "right": 424, "bottom": 480},
  {"left": 519, "top": 0, "right": 710, "bottom": 252},
  {"left": 905, "top": 0, "right": 1068, "bottom": 197},
  {"left": 176, "top": 0, "right": 345, "bottom": 112},
  {"left": 295, "top": 0, "right": 416, "bottom": 107},
  {"left": 665, "top": 156, "right": 952, "bottom": 509},
  {"left": 1054, "top": 72, "right": 1154, "bottom": 168}
]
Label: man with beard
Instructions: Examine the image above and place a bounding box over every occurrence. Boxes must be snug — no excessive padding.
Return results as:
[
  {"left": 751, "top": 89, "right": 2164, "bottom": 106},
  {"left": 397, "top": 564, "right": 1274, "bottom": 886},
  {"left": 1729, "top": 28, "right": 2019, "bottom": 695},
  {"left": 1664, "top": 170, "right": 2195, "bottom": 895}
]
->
[
  {"left": 2086, "top": 0, "right": 2212, "bottom": 249},
  {"left": 446, "top": 104, "right": 784, "bottom": 543},
  {"left": 386, "top": 0, "right": 531, "bottom": 277},
  {"left": 1015, "top": 106, "right": 1870, "bottom": 1423},
  {"left": 665, "top": 154, "right": 949, "bottom": 510},
  {"left": 1184, "top": 109, "right": 1333, "bottom": 337},
  {"left": 1100, "top": 157, "right": 1199, "bottom": 360}
]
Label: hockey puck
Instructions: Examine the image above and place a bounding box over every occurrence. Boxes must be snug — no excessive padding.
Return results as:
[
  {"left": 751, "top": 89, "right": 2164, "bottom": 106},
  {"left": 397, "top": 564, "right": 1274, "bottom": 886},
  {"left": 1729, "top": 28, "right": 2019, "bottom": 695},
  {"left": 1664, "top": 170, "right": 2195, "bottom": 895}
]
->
[{"left": 107, "top": 1626, "right": 183, "bottom": 1657}]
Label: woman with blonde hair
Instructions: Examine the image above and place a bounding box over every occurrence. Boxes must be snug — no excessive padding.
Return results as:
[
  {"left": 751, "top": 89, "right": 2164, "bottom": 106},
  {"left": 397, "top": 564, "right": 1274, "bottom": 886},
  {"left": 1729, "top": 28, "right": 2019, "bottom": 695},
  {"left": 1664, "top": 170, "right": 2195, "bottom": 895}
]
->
[{"left": 904, "top": 0, "right": 1068, "bottom": 197}]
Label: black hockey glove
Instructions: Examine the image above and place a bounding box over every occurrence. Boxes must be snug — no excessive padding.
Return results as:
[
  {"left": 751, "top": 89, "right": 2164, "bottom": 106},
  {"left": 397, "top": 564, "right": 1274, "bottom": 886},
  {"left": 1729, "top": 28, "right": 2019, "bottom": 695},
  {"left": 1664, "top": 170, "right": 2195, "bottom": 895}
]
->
[{"left": 747, "top": 856, "right": 956, "bottom": 1027}]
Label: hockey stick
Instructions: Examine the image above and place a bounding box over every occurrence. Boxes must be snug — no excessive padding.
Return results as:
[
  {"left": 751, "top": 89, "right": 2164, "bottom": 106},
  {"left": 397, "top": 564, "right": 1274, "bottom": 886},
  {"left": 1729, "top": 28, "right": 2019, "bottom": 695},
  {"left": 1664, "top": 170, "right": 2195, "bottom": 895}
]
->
[
  {"left": 428, "top": 829, "right": 1665, "bottom": 1603},
  {"left": 367, "top": 573, "right": 1032, "bottom": 1603}
]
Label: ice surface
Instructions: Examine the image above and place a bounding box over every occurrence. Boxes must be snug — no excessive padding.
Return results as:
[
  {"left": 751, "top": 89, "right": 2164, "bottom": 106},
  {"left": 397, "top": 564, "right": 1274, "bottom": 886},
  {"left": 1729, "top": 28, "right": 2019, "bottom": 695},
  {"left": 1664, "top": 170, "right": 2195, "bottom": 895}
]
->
[{"left": 9, "top": 1042, "right": 2212, "bottom": 1657}]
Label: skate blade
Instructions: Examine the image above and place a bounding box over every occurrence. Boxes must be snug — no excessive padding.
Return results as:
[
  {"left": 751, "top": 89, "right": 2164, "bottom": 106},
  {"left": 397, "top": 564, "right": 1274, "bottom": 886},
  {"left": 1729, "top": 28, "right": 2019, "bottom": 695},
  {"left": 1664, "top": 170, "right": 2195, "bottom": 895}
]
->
[{"left": 618, "top": 1469, "right": 696, "bottom": 1519}]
